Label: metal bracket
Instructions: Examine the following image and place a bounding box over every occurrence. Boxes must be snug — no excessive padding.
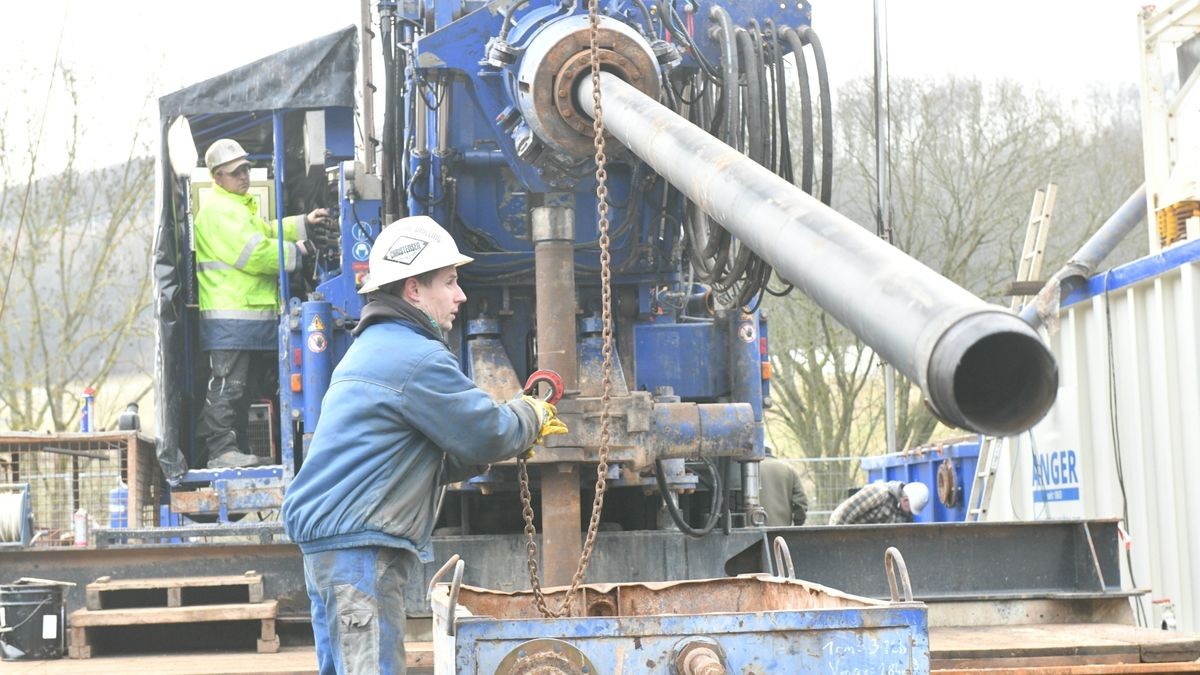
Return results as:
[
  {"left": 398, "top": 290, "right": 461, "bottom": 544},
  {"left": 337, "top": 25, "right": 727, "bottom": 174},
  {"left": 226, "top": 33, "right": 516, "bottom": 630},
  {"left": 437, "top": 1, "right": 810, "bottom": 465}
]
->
[
  {"left": 772, "top": 536, "right": 795, "bottom": 580},
  {"left": 428, "top": 554, "right": 465, "bottom": 636},
  {"left": 884, "top": 546, "right": 914, "bottom": 602}
]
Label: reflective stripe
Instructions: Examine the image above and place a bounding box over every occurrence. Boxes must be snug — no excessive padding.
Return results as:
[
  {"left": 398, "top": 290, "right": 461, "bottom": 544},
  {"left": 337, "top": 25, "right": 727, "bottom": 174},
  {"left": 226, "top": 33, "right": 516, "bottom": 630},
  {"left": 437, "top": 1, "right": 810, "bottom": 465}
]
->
[
  {"left": 284, "top": 243, "right": 297, "bottom": 273},
  {"left": 235, "top": 233, "right": 266, "bottom": 270},
  {"left": 197, "top": 260, "right": 235, "bottom": 272},
  {"left": 293, "top": 215, "right": 308, "bottom": 242},
  {"left": 202, "top": 308, "right": 276, "bottom": 320}
]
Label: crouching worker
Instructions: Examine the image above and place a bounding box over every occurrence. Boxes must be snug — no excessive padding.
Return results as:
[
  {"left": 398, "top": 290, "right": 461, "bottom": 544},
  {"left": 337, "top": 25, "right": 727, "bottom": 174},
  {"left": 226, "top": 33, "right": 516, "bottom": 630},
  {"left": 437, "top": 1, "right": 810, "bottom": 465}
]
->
[
  {"left": 828, "top": 480, "right": 929, "bottom": 525},
  {"left": 282, "top": 216, "right": 567, "bottom": 675}
]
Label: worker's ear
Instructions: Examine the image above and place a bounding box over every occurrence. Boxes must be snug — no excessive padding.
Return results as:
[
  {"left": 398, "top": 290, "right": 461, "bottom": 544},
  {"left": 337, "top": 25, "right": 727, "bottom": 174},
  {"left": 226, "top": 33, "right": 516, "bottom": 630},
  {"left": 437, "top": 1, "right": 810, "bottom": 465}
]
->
[{"left": 403, "top": 277, "right": 422, "bottom": 304}]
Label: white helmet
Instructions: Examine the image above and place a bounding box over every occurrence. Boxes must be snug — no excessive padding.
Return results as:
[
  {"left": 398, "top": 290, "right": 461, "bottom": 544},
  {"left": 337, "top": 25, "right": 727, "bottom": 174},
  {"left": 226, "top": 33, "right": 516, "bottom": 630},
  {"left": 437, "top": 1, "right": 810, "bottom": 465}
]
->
[
  {"left": 903, "top": 482, "right": 930, "bottom": 515},
  {"left": 204, "top": 138, "right": 250, "bottom": 175},
  {"left": 358, "top": 216, "right": 473, "bottom": 294}
]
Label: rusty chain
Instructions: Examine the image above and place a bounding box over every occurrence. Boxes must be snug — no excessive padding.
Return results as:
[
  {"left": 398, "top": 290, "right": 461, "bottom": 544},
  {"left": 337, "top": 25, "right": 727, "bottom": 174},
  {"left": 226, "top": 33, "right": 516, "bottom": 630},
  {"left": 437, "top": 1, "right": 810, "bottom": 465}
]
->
[{"left": 517, "top": 0, "right": 614, "bottom": 618}]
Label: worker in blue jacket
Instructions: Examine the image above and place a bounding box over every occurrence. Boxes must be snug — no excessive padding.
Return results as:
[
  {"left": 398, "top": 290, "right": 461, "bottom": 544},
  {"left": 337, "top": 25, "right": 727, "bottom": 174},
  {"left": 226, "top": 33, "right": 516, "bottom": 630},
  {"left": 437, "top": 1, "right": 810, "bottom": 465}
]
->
[{"left": 282, "top": 215, "right": 566, "bottom": 675}]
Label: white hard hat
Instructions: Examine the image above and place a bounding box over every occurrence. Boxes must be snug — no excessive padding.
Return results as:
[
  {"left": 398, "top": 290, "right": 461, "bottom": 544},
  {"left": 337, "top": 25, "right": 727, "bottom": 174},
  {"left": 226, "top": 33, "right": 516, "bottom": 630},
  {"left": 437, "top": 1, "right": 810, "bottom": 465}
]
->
[
  {"left": 358, "top": 215, "right": 473, "bottom": 294},
  {"left": 204, "top": 138, "right": 250, "bottom": 175},
  {"left": 903, "top": 482, "right": 930, "bottom": 515}
]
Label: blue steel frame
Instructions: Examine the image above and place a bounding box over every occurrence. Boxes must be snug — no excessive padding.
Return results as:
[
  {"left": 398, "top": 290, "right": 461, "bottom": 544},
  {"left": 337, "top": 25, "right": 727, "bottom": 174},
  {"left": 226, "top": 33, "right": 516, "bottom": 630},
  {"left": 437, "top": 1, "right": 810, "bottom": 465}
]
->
[{"left": 440, "top": 596, "right": 929, "bottom": 673}]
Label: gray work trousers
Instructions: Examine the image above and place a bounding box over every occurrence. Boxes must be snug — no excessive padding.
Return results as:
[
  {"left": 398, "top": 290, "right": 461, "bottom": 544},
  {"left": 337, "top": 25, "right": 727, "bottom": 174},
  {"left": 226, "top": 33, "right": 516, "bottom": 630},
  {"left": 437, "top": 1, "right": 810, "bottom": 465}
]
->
[
  {"left": 303, "top": 546, "right": 419, "bottom": 675},
  {"left": 196, "top": 349, "right": 276, "bottom": 463}
]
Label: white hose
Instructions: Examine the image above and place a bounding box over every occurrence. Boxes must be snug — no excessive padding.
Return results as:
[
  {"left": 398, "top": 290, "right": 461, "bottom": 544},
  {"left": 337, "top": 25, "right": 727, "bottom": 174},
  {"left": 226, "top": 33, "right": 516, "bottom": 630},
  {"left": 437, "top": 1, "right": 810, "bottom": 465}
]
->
[{"left": 0, "top": 492, "right": 25, "bottom": 543}]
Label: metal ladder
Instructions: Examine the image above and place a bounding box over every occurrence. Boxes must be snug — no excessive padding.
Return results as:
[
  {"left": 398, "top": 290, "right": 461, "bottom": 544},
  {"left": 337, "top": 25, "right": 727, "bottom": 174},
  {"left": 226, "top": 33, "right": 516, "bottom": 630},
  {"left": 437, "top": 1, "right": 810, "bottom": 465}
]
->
[{"left": 964, "top": 183, "right": 1056, "bottom": 522}]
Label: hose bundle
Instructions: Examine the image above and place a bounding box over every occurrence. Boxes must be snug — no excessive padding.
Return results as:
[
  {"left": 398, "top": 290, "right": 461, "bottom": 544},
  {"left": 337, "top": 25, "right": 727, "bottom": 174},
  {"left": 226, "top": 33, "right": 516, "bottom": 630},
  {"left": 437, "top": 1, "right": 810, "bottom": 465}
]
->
[{"left": 661, "top": 4, "right": 833, "bottom": 309}]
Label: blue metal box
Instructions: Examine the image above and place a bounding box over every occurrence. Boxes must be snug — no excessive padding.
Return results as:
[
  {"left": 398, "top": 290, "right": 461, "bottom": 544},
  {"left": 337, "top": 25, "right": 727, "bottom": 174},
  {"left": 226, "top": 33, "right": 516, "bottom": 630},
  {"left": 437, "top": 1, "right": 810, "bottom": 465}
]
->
[
  {"left": 431, "top": 572, "right": 929, "bottom": 673},
  {"left": 861, "top": 437, "right": 982, "bottom": 523}
]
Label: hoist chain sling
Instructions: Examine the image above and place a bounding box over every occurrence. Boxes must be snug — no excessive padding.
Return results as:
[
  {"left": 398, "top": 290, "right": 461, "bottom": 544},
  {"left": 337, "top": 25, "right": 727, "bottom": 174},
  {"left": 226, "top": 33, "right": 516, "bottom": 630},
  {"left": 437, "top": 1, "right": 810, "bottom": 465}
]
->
[{"left": 517, "top": 0, "right": 615, "bottom": 618}]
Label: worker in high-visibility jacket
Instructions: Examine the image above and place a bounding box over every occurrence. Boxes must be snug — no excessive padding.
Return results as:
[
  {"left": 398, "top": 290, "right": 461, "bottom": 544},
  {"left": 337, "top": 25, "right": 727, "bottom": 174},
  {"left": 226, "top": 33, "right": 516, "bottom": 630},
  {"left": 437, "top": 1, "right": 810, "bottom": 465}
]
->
[{"left": 194, "top": 138, "right": 334, "bottom": 469}]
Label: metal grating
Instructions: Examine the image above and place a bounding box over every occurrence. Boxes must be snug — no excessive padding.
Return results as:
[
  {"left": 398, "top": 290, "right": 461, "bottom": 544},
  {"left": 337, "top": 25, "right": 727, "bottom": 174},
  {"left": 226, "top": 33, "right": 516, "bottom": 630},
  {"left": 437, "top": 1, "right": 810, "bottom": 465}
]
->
[
  {"left": 247, "top": 402, "right": 275, "bottom": 460},
  {"left": 0, "top": 432, "right": 160, "bottom": 545},
  {"left": 785, "top": 456, "right": 866, "bottom": 526}
]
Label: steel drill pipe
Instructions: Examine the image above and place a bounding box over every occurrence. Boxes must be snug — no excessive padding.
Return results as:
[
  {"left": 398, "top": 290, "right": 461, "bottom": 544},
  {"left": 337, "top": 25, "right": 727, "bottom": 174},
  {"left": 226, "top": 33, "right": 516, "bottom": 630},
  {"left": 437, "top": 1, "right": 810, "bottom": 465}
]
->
[{"left": 577, "top": 73, "right": 1057, "bottom": 436}]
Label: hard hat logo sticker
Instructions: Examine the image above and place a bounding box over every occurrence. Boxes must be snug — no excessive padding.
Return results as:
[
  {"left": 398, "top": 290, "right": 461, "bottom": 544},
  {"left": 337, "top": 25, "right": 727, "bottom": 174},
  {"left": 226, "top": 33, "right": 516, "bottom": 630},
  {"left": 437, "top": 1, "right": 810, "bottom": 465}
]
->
[{"left": 385, "top": 236, "right": 428, "bottom": 265}]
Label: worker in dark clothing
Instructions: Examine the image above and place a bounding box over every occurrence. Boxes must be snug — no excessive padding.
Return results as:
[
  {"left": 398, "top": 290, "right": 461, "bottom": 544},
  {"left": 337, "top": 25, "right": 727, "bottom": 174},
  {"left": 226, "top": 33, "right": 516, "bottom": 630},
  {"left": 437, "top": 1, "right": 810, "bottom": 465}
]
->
[
  {"left": 828, "top": 480, "right": 930, "bottom": 525},
  {"left": 282, "top": 215, "right": 566, "bottom": 675},
  {"left": 758, "top": 447, "right": 809, "bottom": 526},
  {"left": 193, "top": 138, "right": 334, "bottom": 469}
]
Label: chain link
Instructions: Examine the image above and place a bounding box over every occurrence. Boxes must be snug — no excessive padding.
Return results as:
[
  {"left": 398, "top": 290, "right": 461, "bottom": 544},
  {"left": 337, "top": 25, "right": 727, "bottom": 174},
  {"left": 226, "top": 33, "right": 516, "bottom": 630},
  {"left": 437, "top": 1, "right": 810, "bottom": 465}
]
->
[{"left": 517, "top": 0, "right": 615, "bottom": 618}]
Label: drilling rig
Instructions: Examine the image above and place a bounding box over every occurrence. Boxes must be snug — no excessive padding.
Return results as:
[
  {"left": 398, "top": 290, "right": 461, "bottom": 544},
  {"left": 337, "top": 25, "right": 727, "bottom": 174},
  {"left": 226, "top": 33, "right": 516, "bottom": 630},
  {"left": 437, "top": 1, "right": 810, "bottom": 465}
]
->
[{"left": 129, "top": 0, "right": 1198, "bottom": 669}]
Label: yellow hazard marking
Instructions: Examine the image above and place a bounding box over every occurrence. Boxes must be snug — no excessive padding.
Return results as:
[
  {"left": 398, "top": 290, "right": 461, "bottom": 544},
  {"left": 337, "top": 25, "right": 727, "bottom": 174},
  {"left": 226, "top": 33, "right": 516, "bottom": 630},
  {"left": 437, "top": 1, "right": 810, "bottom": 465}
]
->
[{"left": 308, "top": 315, "right": 326, "bottom": 332}]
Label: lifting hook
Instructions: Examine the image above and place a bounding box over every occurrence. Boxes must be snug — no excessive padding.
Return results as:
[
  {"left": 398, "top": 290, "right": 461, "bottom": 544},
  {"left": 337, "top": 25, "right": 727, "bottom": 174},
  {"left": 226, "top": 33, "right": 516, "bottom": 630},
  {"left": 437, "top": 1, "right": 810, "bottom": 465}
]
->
[{"left": 523, "top": 369, "right": 565, "bottom": 405}]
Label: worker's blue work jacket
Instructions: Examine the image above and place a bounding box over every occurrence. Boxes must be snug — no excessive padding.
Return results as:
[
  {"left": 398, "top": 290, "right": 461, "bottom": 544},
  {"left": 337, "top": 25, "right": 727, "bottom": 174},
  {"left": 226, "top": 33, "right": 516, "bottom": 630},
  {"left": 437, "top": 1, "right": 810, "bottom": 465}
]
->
[{"left": 282, "top": 307, "right": 539, "bottom": 562}]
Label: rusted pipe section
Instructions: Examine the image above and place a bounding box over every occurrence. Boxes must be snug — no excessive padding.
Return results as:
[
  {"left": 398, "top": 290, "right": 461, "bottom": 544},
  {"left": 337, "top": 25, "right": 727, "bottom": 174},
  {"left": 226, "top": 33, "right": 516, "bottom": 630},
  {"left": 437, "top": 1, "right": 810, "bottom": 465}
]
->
[
  {"left": 577, "top": 73, "right": 1057, "bottom": 437},
  {"left": 1021, "top": 184, "right": 1146, "bottom": 330},
  {"left": 532, "top": 205, "right": 582, "bottom": 586}
]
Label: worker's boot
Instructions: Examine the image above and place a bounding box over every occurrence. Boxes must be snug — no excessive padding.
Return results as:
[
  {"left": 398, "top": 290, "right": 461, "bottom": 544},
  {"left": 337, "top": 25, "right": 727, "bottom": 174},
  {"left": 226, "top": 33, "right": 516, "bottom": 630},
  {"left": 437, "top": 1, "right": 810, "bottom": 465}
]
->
[{"left": 207, "top": 450, "right": 264, "bottom": 469}]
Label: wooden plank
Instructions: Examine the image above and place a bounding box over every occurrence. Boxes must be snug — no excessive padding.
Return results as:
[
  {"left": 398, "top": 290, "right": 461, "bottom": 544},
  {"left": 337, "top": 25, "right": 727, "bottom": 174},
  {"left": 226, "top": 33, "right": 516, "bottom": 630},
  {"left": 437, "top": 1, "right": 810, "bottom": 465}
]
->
[
  {"left": 934, "top": 623, "right": 1200, "bottom": 664},
  {"left": 1, "top": 644, "right": 441, "bottom": 673},
  {"left": 934, "top": 660, "right": 1200, "bottom": 674},
  {"left": 87, "top": 573, "right": 263, "bottom": 591},
  {"left": 69, "top": 600, "right": 277, "bottom": 627},
  {"left": 408, "top": 641, "right": 434, "bottom": 668},
  {"left": 934, "top": 653, "right": 1134, "bottom": 670},
  {"left": 1072, "top": 623, "right": 1200, "bottom": 662},
  {"left": 68, "top": 626, "right": 91, "bottom": 659},
  {"left": 932, "top": 624, "right": 1140, "bottom": 660},
  {"left": 256, "top": 617, "right": 281, "bottom": 656}
]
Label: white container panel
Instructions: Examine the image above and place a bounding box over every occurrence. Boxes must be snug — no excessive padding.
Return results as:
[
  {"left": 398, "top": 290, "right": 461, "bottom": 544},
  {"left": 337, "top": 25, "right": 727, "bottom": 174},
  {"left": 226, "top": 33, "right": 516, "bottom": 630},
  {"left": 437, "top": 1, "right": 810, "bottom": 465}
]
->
[{"left": 1029, "top": 243, "right": 1200, "bottom": 631}]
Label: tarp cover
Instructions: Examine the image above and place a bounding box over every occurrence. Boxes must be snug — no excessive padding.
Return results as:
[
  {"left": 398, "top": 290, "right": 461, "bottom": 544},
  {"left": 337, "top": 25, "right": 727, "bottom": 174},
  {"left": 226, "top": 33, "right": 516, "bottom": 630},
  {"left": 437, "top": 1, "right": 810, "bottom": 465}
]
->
[{"left": 154, "top": 26, "right": 357, "bottom": 482}]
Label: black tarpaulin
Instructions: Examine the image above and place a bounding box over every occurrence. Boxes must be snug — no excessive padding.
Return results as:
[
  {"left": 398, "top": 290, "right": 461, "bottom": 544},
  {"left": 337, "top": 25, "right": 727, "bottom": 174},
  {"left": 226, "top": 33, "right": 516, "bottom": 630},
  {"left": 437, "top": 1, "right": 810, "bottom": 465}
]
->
[{"left": 153, "top": 26, "right": 358, "bottom": 483}]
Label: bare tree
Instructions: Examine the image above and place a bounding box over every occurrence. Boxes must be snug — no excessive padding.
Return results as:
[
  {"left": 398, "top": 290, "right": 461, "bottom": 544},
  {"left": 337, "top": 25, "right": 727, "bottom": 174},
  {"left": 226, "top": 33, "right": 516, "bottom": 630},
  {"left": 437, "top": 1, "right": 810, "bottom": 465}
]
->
[
  {"left": 0, "top": 64, "right": 156, "bottom": 431},
  {"left": 766, "top": 76, "right": 1144, "bottom": 470}
]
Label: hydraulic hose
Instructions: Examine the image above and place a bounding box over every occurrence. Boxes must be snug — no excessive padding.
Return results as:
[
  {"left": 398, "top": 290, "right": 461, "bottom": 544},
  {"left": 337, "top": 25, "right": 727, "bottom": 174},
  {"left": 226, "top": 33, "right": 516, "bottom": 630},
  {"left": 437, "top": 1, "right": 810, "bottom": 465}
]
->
[
  {"left": 629, "top": 0, "right": 657, "bottom": 38},
  {"left": 798, "top": 25, "right": 833, "bottom": 205},
  {"left": 782, "top": 27, "right": 814, "bottom": 195},
  {"left": 655, "top": 458, "right": 724, "bottom": 538},
  {"left": 498, "top": 0, "right": 534, "bottom": 41}
]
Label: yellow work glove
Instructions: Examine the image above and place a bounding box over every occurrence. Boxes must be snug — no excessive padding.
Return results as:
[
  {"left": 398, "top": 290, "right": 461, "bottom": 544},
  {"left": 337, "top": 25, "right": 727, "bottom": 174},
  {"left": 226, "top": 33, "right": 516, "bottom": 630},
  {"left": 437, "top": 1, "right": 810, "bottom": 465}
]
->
[{"left": 521, "top": 394, "right": 568, "bottom": 450}]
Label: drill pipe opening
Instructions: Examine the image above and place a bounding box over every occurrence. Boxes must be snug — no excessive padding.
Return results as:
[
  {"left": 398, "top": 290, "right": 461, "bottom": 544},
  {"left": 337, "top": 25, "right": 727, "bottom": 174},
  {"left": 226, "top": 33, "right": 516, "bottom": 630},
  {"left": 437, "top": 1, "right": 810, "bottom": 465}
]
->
[{"left": 928, "top": 312, "right": 1058, "bottom": 437}]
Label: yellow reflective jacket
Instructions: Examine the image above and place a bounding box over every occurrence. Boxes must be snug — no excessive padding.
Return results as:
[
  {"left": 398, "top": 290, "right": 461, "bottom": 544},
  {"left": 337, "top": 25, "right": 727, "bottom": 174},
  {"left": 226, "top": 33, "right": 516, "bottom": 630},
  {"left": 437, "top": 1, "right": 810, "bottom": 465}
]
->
[{"left": 193, "top": 184, "right": 307, "bottom": 350}]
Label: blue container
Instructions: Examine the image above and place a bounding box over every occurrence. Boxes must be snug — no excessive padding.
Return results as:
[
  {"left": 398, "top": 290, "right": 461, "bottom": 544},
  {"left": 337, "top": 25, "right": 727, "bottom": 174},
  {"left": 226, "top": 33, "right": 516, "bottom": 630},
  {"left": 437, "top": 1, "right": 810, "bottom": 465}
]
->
[
  {"left": 860, "top": 437, "right": 981, "bottom": 523},
  {"left": 108, "top": 483, "right": 128, "bottom": 529},
  {"left": 432, "top": 574, "right": 929, "bottom": 673}
]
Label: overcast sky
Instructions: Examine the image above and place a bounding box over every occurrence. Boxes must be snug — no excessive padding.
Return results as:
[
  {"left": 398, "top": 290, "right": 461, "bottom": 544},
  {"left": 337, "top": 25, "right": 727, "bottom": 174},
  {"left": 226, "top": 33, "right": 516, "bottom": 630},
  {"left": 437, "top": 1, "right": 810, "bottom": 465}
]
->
[{"left": 4, "top": 0, "right": 1147, "bottom": 177}]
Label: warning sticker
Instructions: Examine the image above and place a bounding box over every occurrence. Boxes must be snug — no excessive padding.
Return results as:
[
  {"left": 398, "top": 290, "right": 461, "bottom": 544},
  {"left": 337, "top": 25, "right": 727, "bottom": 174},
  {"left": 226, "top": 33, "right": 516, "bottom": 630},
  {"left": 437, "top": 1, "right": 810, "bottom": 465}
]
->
[
  {"left": 352, "top": 241, "right": 371, "bottom": 262},
  {"left": 307, "top": 332, "right": 328, "bottom": 353},
  {"left": 307, "top": 315, "right": 326, "bottom": 332},
  {"left": 384, "top": 236, "right": 428, "bottom": 265}
]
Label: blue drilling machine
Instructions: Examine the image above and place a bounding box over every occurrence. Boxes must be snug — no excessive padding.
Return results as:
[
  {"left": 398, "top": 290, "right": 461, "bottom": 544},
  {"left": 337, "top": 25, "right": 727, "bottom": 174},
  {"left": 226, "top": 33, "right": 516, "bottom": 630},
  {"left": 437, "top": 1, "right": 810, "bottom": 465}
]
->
[{"left": 141, "top": 0, "right": 1073, "bottom": 662}]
